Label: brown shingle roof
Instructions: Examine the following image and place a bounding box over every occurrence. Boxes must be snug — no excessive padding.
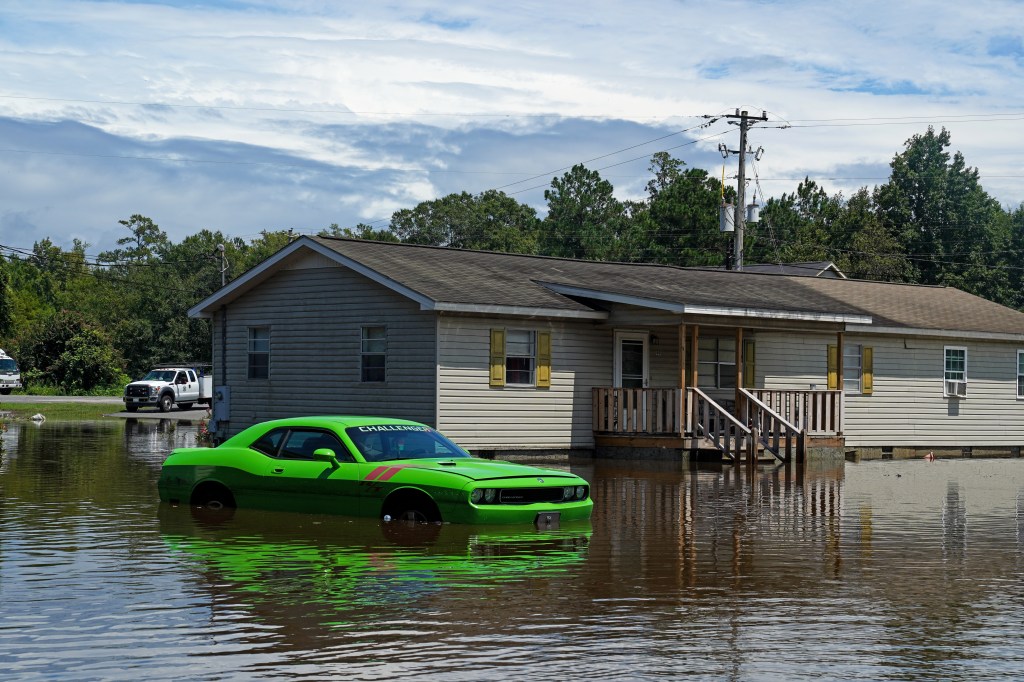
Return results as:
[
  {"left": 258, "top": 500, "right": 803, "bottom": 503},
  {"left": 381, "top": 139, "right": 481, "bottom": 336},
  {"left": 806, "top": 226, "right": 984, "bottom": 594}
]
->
[{"left": 303, "top": 237, "right": 1024, "bottom": 336}]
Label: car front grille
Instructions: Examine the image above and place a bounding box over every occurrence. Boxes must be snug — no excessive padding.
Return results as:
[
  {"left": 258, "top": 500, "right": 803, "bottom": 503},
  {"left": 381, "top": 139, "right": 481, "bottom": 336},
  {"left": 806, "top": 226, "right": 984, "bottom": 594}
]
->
[
  {"left": 126, "top": 385, "right": 150, "bottom": 397},
  {"left": 498, "top": 487, "right": 565, "bottom": 505}
]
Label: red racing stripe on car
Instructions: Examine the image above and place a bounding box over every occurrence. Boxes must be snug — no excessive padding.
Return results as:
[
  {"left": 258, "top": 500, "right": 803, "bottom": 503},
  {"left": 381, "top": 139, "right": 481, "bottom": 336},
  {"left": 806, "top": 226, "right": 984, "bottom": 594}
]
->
[
  {"left": 364, "top": 466, "right": 389, "bottom": 481},
  {"left": 376, "top": 466, "right": 405, "bottom": 482}
]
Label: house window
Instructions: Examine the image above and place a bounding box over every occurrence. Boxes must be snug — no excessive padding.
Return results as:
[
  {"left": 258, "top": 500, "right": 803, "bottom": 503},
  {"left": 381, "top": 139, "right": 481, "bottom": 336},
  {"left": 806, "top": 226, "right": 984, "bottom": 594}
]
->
[
  {"left": 697, "top": 337, "right": 736, "bottom": 389},
  {"left": 247, "top": 327, "right": 270, "bottom": 379},
  {"left": 944, "top": 346, "right": 967, "bottom": 397},
  {"left": 844, "top": 345, "right": 863, "bottom": 393},
  {"left": 828, "top": 344, "right": 873, "bottom": 394},
  {"left": 361, "top": 326, "right": 386, "bottom": 382},
  {"left": 506, "top": 330, "right": 536, "bottom": 385},
  {"left": 489, "top": 328, "right": 551, "bottom": 388},
  {"left": 1017, "top": 350, "right": 1023, "bottom": 399}
]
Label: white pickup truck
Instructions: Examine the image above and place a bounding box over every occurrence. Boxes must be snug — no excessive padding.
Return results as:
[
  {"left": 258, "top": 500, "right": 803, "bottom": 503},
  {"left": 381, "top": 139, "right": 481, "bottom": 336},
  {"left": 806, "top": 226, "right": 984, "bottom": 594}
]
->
[
  {"left": 123, "top": 365, "right": 213, "bottom": 413},
  {"left": 0, "top": 348, "right": 22, "bottom": 395}
]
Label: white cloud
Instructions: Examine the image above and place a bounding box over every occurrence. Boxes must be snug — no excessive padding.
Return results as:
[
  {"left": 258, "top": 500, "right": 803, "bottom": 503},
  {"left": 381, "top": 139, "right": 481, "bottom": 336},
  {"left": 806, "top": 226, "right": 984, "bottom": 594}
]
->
[{"left": 0, "top": 0, "right": 1021, "bottom": 252}]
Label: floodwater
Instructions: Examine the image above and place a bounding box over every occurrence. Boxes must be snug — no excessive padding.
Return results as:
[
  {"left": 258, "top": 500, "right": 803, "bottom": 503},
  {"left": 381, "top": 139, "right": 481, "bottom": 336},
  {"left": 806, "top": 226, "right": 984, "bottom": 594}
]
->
[{"left": 2, "top": 420, "right": 1024, "bottom": 681}]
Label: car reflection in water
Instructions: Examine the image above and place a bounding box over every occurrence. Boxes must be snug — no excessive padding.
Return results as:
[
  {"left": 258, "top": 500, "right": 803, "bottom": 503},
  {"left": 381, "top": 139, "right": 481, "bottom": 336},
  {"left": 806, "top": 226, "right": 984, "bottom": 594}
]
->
[{"left": 157, "top": 503, "right": 592, "bottom": 624}]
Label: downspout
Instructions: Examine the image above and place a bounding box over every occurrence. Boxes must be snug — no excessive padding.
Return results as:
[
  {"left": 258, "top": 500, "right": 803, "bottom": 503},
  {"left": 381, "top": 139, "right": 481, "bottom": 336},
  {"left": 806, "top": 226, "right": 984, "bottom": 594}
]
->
[{"left": 220, "top": 305, "right": 227, "bottom": 386}]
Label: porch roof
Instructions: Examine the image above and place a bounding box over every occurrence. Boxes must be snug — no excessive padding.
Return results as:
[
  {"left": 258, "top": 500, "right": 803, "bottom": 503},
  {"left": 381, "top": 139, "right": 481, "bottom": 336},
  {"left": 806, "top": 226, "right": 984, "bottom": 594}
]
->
[{"left": 189, "top": 237, "right": 1024, "bottom": 338}]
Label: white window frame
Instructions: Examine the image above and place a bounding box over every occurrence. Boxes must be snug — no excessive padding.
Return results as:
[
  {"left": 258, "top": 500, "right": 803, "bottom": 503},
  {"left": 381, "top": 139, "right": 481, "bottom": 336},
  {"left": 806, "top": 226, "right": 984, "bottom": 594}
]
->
[
  {"left": 844, "top": 344, "right": 863, "bottom": 395},
  {"left": 943, "top": 346, "right": 967, "bottom": 398},
  {"left": 505, "top": 329, "right": 536, "bottom": 386},
  {"left": 1017, "top": 350, "right": 1024, "bottom": 399}
]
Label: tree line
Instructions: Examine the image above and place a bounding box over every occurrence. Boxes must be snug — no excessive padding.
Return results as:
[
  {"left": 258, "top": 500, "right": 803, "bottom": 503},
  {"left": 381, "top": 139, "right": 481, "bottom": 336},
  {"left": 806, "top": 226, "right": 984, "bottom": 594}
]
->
[{"left": 1, "top": 126, "right": 1021, "bottom": 393}]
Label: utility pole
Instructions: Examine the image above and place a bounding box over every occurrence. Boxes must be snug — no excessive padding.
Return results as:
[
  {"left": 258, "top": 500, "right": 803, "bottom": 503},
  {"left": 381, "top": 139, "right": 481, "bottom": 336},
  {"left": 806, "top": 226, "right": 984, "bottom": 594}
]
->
[
  {"left": 719, "top": 109, "right": 767, "bottom": 270},
  {"left": 215, "top": 244, "right": 228, "bottom": 287}
]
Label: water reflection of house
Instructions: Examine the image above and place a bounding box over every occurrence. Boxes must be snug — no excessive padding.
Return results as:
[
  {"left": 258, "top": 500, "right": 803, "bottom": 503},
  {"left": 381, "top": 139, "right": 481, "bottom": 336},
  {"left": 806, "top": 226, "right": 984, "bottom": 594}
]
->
[{"left": 188, "top": 237, "right": 1024, "bottom": 460}]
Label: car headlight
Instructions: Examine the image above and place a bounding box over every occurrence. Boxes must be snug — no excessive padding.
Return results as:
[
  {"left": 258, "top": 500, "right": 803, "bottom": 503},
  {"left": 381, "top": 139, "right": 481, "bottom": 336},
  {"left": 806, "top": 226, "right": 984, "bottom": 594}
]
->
[
  {"left": 471, "top": 489, "right": 484, "bottom": 503},
  {"left": 576, "top": 486, "right": 587, "bottom": 500},
  {"left": 484, "top": 488, "right": 497, "bottom": 503},
  {"left": 563, "top": 486, "right": 574, "bottom": 501}
]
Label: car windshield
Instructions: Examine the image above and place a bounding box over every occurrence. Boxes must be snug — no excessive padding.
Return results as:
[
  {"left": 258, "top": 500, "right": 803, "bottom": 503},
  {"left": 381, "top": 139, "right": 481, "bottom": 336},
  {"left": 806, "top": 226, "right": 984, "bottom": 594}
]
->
[
  {"left": 345, "top": 425, "right": 472, "bottom": 462},
  {"left": 142, "top": 370, "right": 176, "bottom": 382},
  {"left": 0, "top": 359, "right": 16, "bottom": 372}
]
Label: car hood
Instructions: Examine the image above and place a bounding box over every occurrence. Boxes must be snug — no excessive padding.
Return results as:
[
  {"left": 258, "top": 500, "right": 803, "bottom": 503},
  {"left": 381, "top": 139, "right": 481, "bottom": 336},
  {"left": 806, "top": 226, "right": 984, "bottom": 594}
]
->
[{"left": 383, "top": 458, "right": 581, "bottom": 483}]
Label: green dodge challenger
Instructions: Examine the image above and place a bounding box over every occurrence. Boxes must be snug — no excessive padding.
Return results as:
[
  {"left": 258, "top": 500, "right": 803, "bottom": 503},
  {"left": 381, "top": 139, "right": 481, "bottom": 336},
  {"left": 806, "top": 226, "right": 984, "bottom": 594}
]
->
[{"left": 158, "top": 416, "right": 593, "bottom": 525}]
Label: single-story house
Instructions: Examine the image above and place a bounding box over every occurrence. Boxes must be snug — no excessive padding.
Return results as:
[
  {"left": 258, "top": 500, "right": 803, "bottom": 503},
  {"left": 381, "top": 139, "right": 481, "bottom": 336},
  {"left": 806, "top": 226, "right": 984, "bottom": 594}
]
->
[{"left": 188, "top": 236, "right": 1024, "bottom": 460}]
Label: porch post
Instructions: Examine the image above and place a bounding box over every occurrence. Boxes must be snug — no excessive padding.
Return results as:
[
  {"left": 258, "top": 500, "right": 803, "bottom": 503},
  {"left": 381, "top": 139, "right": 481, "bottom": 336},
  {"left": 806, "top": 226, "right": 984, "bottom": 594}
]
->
[
  {"left": 836, "top": 331, "right": 844, "bottom": 391},
  {"left": 690, "top": 325, "right": 700, "bottom": 431},
  {"left": 678, "top": 323, "right": 687, "bottom": 436},
  {"left": 735, "top": 327, "right": 745, "bottom": 422}
]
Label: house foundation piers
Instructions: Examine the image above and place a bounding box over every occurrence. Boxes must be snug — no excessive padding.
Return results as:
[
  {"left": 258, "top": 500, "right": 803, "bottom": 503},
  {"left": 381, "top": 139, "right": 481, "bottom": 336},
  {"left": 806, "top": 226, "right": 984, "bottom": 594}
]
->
[{"left": 593, "top": 434, "right": 846, "bottom": 463}]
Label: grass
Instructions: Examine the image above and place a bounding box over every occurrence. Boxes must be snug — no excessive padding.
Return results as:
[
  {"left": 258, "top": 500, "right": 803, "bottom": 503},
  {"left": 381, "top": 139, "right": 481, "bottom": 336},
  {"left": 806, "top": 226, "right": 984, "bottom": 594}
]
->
[{"left": 0, "top": 402, "right": 117, "bottom": 421}]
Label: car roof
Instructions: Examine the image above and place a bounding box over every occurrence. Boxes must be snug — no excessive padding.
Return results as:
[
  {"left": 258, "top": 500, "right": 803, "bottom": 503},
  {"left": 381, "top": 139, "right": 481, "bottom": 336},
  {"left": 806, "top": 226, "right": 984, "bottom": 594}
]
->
[{"left": 248, "top": 416, "right": 428, "bottom": 430}]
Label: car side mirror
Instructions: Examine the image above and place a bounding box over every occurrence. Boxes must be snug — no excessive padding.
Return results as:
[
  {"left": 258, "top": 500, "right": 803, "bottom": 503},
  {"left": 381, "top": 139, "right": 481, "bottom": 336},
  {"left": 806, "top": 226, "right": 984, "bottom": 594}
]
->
[{"left": 313, "top": 448, "right": 339, "bottom": 468}]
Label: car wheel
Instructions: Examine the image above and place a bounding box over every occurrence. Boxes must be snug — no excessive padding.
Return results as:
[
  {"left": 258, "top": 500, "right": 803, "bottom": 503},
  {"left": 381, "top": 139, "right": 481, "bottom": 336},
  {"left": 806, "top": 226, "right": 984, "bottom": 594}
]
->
[
  {"left": 158, "top": 393, "right": 174, "bottom": 412},
  {"left": 190, "top": 483, "right": 237, "bottom": 524},
  {"left": 382, "top": 491, "right": 441, "bottom": 524},
  {"left": 178, "top": 402, "right": 193, "bottom": 410},
  {"left": 126, "top": 404, "right": 138, "bottom": 413},
  {"left": 0, "top": 388, "right": 11, "bottom": 395}
]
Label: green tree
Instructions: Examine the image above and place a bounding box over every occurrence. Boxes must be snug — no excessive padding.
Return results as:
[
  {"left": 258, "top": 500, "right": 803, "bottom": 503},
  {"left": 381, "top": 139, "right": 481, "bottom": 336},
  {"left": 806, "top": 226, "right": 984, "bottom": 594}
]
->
[
  {"left": 16, "top": 310, "right": 125, "bottom": 392},
  {"left": 541, "top": 164, "right": 630, "bottom": 260},
  {"left": 319, "top": 223, "right": 399, "bottom": 242},
  {"left": 99, "top": 214, "right": 168, "bottom": 263},
  {"left": 835, "top": 188, "right": 912, "bottom": 281},
  {"left": 875, "top": 127, "right": 1008, "bottom": 301},
  {"left": 0, "top": 258, "right": 12, "bottom": 339},
  {"left": 640, "top": 152, "right": 731, "bottom": 266},
  {"left": 390, "top": 191, "right": 539, "bottom": 253}
]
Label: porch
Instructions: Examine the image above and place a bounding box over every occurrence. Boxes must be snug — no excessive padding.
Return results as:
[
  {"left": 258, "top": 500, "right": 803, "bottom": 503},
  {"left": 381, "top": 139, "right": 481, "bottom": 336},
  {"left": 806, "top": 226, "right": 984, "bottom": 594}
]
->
[
  {"left": 592, "top": 322, "right": 851, "bottom": 464},
  {"left": 592, "top": 386, "right": 843, "bottom": 463}
]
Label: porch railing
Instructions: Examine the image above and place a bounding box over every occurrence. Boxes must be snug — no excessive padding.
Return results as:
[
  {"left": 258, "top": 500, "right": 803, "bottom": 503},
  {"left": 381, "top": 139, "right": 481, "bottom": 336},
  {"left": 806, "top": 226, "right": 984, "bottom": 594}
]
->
[
  {"left": 748, "top": 389, "right": 843, "bottom": 435},
  {"left": 592, "top": 387, "right": 683, "bottom": 435},
  {"left": 689, "top": 387, "right": 754, "bottom": 462},
  {"left": 740, "top": 388, "right": 805, "bottom": 463}
]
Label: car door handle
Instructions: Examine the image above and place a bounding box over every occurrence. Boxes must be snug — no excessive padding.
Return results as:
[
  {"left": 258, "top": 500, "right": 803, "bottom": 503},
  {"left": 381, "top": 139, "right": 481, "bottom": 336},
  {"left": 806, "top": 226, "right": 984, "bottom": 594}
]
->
[{"left": 272, "top": 467, "right": 285, "bottom": 474}]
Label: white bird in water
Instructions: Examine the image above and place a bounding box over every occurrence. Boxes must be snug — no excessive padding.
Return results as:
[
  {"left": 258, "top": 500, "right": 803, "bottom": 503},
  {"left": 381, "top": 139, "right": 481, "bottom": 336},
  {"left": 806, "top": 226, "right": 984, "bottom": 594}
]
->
[{"left": 31, "top": 413, "right": 45, "bottom": 422}]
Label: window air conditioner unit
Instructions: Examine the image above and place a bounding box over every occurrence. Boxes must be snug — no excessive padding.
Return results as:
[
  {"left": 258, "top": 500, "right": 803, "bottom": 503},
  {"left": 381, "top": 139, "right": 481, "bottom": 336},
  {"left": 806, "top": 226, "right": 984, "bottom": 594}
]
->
[{"left": 944, "top": 380, "right": 967, "bottom": 398}]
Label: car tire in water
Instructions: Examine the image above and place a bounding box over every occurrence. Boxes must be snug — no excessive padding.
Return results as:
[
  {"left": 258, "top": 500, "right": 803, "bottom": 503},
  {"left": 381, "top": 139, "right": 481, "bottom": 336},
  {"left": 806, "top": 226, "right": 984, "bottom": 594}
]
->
[
  {"left": 190, "top": 483, "right": 236, "bottom": 525},
  {"left": 382, "top": 491, "right": 442, "bottom": 524},
  {"left": 158, "top": 393, "right": 174, "bottom": 412}
]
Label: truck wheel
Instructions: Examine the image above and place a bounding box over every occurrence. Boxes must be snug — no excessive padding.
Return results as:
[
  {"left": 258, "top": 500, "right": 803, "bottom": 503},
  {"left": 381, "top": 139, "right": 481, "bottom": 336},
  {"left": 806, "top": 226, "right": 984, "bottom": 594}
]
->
[
  {"left": 178, "top": 402, "right": 193, "bottom": 410},
  {"left": 126, "top": 404, "right": 138, "bottom": 413},
  {"left": 0, "top": 388, "right": 11, "bottom": 395},
  {"left": 158, "top": 393, "right": 174, "bottom": 412}
]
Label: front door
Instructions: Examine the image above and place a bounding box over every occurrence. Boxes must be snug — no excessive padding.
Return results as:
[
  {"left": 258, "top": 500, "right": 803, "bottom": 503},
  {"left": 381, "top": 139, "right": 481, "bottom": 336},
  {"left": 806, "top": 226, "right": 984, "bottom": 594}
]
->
[{"left": 614, "top": 331, "right": 649, "bottom": 388}]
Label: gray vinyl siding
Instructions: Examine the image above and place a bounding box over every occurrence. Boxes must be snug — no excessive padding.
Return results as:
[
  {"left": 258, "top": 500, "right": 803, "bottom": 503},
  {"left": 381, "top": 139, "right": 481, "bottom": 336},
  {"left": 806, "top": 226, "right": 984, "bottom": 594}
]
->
[
  {"left": 437, "top": 315, "right": 610, "bottom": 450},
  {"left": 756, "top": 331, "right": 1024, "bottom": 448},
  {"left": 213, "top": 264, "right": 436, "bottom": 438}
]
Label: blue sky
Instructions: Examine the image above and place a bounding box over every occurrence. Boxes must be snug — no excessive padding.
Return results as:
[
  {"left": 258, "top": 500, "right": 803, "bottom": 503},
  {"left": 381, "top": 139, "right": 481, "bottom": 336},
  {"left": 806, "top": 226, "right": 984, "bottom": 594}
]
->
[{"left": 0, "top": 0, "right": 1022, "bottom": 253}]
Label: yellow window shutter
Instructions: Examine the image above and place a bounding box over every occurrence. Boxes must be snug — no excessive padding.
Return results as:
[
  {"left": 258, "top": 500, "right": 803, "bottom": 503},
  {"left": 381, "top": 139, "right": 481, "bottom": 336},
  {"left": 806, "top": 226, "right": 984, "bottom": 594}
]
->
[
  {"left": 537, "top": 331, "right": 552, "bottom": 388},
  {"left": 827, "top": 345, "right": 838, "bottom": 390},
  {"left": 489, "top": 329, "right": 506, "bottom": 387},
  {"left": 862, "top": 346, "right": 873, "bottom": 394},
  {"left": 742, "top": 339, "right": 756, "bottom": 389}
]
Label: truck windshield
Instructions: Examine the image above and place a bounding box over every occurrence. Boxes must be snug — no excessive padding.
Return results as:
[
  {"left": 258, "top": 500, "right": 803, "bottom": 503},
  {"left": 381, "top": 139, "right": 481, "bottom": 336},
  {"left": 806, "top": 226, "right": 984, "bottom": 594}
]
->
[
  {"left": 142, "top": 370, "right": 177, "bottom": 382},
  {"left": 0, "top": 359, "right": 17, "bottom": 372},
  {"left": 346, "top": 425, "right": 472, "bottom": 462}
]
